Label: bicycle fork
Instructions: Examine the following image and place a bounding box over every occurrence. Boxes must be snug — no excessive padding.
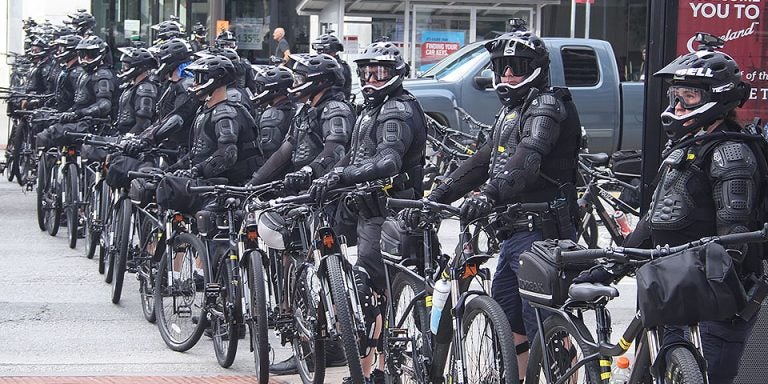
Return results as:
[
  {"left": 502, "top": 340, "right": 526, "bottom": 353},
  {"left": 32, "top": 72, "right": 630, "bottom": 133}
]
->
[{"left": 646, "top": 325, "right": 709, "bottom": 384}]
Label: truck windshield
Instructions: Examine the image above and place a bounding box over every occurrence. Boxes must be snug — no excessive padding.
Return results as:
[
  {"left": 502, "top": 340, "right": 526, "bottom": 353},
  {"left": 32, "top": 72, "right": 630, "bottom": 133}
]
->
[{"left": 420, "top": 42, "right": 488, "bottom": 80}]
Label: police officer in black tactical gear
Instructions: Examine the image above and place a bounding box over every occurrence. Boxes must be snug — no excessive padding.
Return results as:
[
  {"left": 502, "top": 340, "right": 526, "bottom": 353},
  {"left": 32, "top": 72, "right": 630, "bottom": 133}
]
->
[
  {"left": 250, "top": 65, "right": 295, "bottom": 160},
  {"left": 25, "top": 36, "right": 57, "bottom": 96},
  {"left": 312, "top": 33, "right": 352, "bottom": 101},
  {"left": 212, "top": 31, "right": 258, "bottom": 97},
  {"left": 131, "top": 38, "right": 197, "bottom": 154},
  {"left": 36, "top": 35, "right": 117, "bottom": 148},
  {"left": 306, "top": 41, "right": 427, "bottom": 383},
  {"left": 423, "top": 29, "right": 582, "bottom": 381},
  {"left": 197, "top": 47, "right": 256, "bottom": 117},
  {"left": 113, "top": 47, "right": 159, "bottom": 136},
  {"left": 51, "top": 34, "right": 84, "bottom": 112},
  {"left": 166, "top": 55, "right": 261, "bottom": 185},
  {"left": 190, "top": 22, "right": 208, "bottom": 53},
  {"left": 67, "top": 10, "right": 95, "bottom": 37},
  {"left": 152, "top": 20, "right": 183, "bottom": 46},
  {"left": 619, "top": 36, "right": 760, "bottom": 384},
  {"left": 249, "top": 53, "right": 354, "bottom": 188}
]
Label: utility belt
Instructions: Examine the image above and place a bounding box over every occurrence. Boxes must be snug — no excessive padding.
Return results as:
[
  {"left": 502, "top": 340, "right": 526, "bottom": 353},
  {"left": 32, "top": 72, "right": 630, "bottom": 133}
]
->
[
  {"left": 493, "top": 198, "right": 575, "bottom": 241},
  {"left": 384, "top": 165, "right": 422, "bottom": 197}
]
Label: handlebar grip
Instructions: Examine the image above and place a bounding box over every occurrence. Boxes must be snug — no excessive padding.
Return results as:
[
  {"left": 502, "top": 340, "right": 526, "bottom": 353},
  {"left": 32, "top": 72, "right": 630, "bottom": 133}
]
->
[
  {"left": 387, "top": 198, "right": 424, "bottom": 209},
  {"left": 558, "top": 248, "right": 607, "bottom": 263},
  {"left": 65, "top": 132, "right": 89, "bottom": 138},
  {"left": 187, "top": 184, "right": 215, "bottom": 194},
  {"left": 128, "top": 171, "right": 160, "bottom": 180},
  {"left": 517, "top": 202, "right": 551, "bottom": 212}
]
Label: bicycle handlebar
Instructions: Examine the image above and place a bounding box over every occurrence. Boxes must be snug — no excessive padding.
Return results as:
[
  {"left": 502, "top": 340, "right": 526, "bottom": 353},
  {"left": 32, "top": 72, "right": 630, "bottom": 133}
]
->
[
  {"left": 187, "top": 180, "right": 283, "bottom": 195},
  {"left": 128, "top": 170, "right": 164, "bottom": 181},
  {"left": 386, "top": 197, "right": 461, "bottom": 215},
  {"left": 560, "top": 223, "right": 768, "bottom": 263}
]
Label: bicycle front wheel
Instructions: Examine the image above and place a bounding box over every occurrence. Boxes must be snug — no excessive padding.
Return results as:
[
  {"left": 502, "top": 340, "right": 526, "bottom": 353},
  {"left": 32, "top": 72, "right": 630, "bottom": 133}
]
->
[
  {"left": 44, "top": 161, "right": 61, "bottom": 237},
  {"left": 36, "top": 153, "right": 47, "bottom": 231},
  {"left": 211, "top": 254, "right": 240, "bottom": 368},
  {"left": 458, "top": 295, "right": 518, "bottom": 384},
  {"left": 65, "top": 163, "right": 79, "bottom": 249},
  {"left": 111, "top": 198, "right": 132, "bottom": 304},
  {"left": 391, "top": 272, "right": 430, "bottom": 384},
  {"left": 326, "top": 254, "right": 364, "bottom": 383},
  {"left": 665, "top": 346, "right": 705, "bottom": 384},
  {"left": 245, "top": 250, "right": 270, "bottom": 383},
  {"left": 154, "top": 232, "right": 208, "bottom": 352},
  {"left": 526, "top": 313, "right": 601, "bottom": 384},
  {"left": 291, "top": 262, "right": 326, "bottom": 384}
]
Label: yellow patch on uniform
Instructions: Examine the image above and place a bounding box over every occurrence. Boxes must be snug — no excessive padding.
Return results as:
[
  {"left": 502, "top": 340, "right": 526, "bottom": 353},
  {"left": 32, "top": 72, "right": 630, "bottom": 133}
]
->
[
  {"left": 505, "top": 111, "right": 518, "bottom": 120},
  {"left": 687, "top": 153, "right": 695, "bottom": 160},
  {"left": 498, "top": 146, "right": 506, "bottom": 153}
]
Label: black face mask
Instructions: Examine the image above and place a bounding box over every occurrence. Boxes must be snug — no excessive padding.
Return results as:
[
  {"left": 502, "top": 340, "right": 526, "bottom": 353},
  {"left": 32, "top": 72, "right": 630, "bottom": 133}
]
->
[{"left": 492, "top": 56, "right": 533, "bottom": 77}]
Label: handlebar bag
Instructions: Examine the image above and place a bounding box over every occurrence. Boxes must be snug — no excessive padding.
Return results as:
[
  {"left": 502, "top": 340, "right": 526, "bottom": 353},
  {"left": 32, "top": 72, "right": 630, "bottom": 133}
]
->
[
  {"left": 129, "top": 178, "right": 156, "bottom": 207},
  {"left": 106, "top": 154, "right": 151, "bottom": 189},
  {"left": 519, "top": 239, "right": 593, "bottom": 307},
  {"left": 636, "top": 242, "right": 747, "bottom": 328}
]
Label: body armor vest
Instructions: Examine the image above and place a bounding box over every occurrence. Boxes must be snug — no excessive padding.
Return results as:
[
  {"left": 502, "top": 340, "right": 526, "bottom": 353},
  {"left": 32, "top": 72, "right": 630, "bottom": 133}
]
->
[
  {"left": 289, "top": 93, "right": 348, "bottom": 168},
  {"left": 55, "top": 65, "right": 83, "bottom": 112}
]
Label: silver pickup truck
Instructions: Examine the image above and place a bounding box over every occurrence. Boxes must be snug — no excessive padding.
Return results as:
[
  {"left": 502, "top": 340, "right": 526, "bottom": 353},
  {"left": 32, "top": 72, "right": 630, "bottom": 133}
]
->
[{"left": 403, "top": 38, "right": 645, "bottom": 154}]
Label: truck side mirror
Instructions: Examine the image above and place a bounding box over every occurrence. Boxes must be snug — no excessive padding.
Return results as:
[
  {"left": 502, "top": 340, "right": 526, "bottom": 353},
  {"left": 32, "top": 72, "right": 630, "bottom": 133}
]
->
[{"left": 474, "top": 68, "right": 494, "bottom": 90}]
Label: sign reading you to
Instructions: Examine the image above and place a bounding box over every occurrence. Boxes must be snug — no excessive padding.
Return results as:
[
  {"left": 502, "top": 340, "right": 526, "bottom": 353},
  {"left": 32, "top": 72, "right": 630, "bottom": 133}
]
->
[{"left": 677, "top": 0, "right": 768, "bottom": 121}]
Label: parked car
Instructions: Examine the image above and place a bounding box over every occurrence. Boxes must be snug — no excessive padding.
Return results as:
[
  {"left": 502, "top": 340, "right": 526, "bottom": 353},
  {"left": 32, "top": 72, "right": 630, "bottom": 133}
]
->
[{"left": 402, "top": 38, "right": 645, "bottom": 154}]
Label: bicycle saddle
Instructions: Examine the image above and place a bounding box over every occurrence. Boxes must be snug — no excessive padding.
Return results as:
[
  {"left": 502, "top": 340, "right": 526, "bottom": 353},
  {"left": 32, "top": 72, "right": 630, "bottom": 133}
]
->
[
  {"left": 568, "top": 282, "right": 619, "bottom": 302},
  {"left": 579, "top": 153, "right": 610, "bottom": 167}
]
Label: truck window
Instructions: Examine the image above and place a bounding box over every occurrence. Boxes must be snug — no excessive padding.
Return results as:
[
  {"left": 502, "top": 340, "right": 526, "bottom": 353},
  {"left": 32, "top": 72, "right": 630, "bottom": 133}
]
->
[{"left": 561, "top": 47, "right": 600, "bottom": 87}]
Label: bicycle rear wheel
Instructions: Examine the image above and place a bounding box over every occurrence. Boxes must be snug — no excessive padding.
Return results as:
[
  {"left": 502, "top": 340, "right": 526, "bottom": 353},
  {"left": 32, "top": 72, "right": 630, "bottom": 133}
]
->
[
  {"left": 326, "top": 254, "right": 364, "bottom": 383},
  {"left": 245, "top": 250, "right": 270, "bottom": 383},
  {"left": 391, "top": 272, "right": 430, "bottom": 384},
  {"left": 291, "top": 262, "right": 326, "bottom": 384},
  {"left": 111, "top": 198, "right": 132, "bottom": 304},
  {"left": 211, "top": 253, "right": 240, "bottom": 368},
  {"left": 155, "top": 232, "right": 208, "bottom": 352},
  {"left": 138, "top": 216, "right": 160, "bottom": 323},
  {"left": 44, "top": 161, "right": 61, "bottom": 237},
  {"left": 97, "top": 182, "right": 111, "bottom": 274},
  {"left": 665, "top": 346, "right": 705, "bottom": 384},
  {"left": 65, "top": 163, "right": 79, "bottom": 249},
  {"left": 458, "top": 295, "right": 518, "bottom": 384},
  {"left": 36, "top": 154, "right": 47, "bottom": 231},
  {"left": 526, "top": 313, "right": 601, "bottom": 384}
]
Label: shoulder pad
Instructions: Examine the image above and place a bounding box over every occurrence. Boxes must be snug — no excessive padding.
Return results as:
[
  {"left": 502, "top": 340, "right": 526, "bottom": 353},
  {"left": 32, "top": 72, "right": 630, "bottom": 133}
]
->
[
  {"left": 525, "top": 92, "right": 567, "bottom": 122},
  {"left": 321, "top": 100, "right": 354, "bottom": 119},
  {"left": 260, "top": 107, "right": 286, "bottom": 126},
  {"left": 226, "top": 88, "right": 243, "bottom": 103},
  {"left": 379, "top": 99, "right": 413, "bottom": 121},
  {"left": 710, "top": 140, "right": 757, "bottom": 176},
  {"left": 93, "top": 67, "right": 114, "bottom": 81},
  {"left": 136, "top": 82, "right": 158, "bottom": 97},
  {"left": 211, "top": 103, "right": 238, "bottom": 122}
]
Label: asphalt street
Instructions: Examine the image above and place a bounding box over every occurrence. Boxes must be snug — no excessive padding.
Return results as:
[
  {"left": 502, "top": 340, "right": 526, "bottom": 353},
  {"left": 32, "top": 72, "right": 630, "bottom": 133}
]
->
[{"left": 0, "top": 176, "right": 637, "bottom": 382}]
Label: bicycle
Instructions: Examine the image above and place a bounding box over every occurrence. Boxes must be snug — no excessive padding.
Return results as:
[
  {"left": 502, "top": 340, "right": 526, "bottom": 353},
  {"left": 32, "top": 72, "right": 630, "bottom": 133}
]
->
[
  {"left": 256, "top": 188, "right": 366, "bottom": 384},
  {"left": 525, "top": 225, "right": 768, "bottom": 384},
  {"left": 383, "top": 198, "right": 536, "bottom": 384},
  {"left": 188, "top": 182, "right": 278, "bottom": 382},
  {"left": 576, "top": 153, "right": 641, "bottom": 248}
]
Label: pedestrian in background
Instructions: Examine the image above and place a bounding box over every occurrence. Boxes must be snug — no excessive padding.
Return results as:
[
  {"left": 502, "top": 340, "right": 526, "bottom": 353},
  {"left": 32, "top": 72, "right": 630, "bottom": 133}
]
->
[{"left": 272, "top": 27, "right": 291, "bottom": 64}]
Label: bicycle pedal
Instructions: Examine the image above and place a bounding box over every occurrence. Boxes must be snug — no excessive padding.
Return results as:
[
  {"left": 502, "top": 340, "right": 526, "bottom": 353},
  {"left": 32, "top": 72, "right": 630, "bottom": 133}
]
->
[{"left": 176, "top": 306, "right": 192, "bottom": 318}]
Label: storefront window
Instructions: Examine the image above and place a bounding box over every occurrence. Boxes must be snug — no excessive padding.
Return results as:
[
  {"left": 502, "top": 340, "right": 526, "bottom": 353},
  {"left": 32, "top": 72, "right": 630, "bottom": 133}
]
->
[{"left": 413, "top": 7, "right": 470, "bottom": 73}]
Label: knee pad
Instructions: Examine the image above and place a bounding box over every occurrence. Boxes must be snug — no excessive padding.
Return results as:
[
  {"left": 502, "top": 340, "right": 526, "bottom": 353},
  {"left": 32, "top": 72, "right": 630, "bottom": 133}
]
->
[{"left": 354, "top": 266, "right": 381, "bottom": 357}]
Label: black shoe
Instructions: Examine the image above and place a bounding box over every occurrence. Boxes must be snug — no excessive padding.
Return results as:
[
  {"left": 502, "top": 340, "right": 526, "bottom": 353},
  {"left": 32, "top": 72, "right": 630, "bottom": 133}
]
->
[
  {"left": 325, "top": 340, "right": 348, "bottom": 367},
  {"left": 269, "top": 357, "right": 299, "bottom": 375},
  {"left": 371, "top": 369, "right": 386, "bottom": 384},
  {"left": 342, "top": 377, "right": 373, "bottom": 384},
  {"left": 193, "top": 271, "right": 205, "bottom": 291}
]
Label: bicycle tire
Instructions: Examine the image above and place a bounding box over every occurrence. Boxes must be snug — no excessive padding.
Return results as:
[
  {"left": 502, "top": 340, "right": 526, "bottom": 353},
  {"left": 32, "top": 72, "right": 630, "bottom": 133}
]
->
[
  {"left": 45, "top": 162, "right": 61, "bottom": 237},
  {"left": 97, "top": 182, "right": 110, "bottom": 274},
  {"left": 665, "top": 346, "right": 705, "bottom": 384},
  {"left": 211, "top": 254, "right": 239, "bottom": 368},
  {"left": 457, "top": 295, "right": 518, "bottom": 384},
  {"left": 84, "top": 183, "right": 99, "bottom": 259},
  {"left": 17, "top": 144, "right": 32, "bottom": 187},
  {"left": 291, "top": 262, "right": 326, "bottom": 384},
  {"left": 6, "top": 156, "right": 15, "bottom": 182},
  {"left": 104, "top": 199, "right": 122, "bottom": 284},
  {"left": 66, "top": 163, "right": 79, "bottom": 249},
  {"left": 111, "top": 198, "right": 132, "bottom": 304},
  {"left": 138, "top": 216, "right": 159, "bottom": 323},
  {"left": 326, "top": 254, "right": 364, "bottom": 383},
  {"left": 36, "top": 154, "right": 47, "bottom": 231},
  {"left": 391, "top": 272, "right": 430, "bottom": 384},
  {"left": 154, "top": 232, "right": 208, "bottom": 352},
  {"left": 526, "top": 313, "right": 601, "bottom": 384},
  {"left": 245, "top": 250, "right": 270, "bottom": 383}
]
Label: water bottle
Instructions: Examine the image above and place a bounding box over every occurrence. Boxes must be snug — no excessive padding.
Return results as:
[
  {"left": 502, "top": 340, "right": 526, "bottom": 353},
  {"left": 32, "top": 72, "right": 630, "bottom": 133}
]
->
[
  {"left": 430, "top": 278, "right": 451, "bottom": 335},
  {"left": 612, "top": 211, "right": 633, "bottom": 237},
  {"left": 609, "top": 356, "right": 631, "bottom": 384}
]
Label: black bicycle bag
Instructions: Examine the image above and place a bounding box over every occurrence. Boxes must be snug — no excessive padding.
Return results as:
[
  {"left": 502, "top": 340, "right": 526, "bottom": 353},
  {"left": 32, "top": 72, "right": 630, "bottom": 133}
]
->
[{"left": 519, "top": 239, "right": 593, "bottom": 307}]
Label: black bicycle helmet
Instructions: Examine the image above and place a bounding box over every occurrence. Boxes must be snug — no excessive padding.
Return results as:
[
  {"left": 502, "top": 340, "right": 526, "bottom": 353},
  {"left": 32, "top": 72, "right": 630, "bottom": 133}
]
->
[
  {"left": 152, "top": 21, "right": 183, "bottom": 43},
  {"left": 287, "top": 53, "right": 344, "bottom": 100},
  {"left": 251, "top": 65, "right": 294, "bottom": 105},
  {"left": 117, "top": 47, "right": 158, "bottom": 81},
  {"left": 53, "top": 25, "right": 76, "bottom": 39},
  {"left": 312, "top": 33, "right": 344, "bottom": 54},
  {"left": 28, "top": 35, "right": 51, "bottom": 61},
  {"left": 192, "top": 22, "right": 207, "bottom": 39},
  {"left": 484, "top": 30, "right": 549, "bottom": 106},
  {"left": 76, "top": 35, "right": 107, "bottom": 71},
  {"left": 186, "top": 55, "right": 236, "bottom": 97},
  {"left": 67, "top": 10, "right": 95, "bottom": 36},
  {"left": 53, "top": 34, "right": 83, "bottom": 62},
  {"left": 354, "top": 42, "right": 409, "bottom": 104},
  {"left": 654, "top": 34, "right": 750, "bottom": 142},
  {"left": 214, "top": 30, "right": 238, "bottom": 50},
  {"left": 153, "top": 38, "right": 193, "bottom": 78}
]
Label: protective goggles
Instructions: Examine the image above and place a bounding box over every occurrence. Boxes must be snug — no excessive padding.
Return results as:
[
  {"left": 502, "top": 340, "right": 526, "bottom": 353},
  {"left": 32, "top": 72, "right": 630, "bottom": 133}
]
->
[
  {"left": 292, "top": 72, "right": 308, "bottom": 87},
  {"left": 77, "top": 50, "right": 100, "bottom": 62},
  {"left": 667, "top": 85, "right": 711, "bottom": 110},
  {"left": 357, "top": 64, "right": 393, "bottom": 83},
  {"left": 491, "top": 56, "right": 533, "bottom": 77},
  {"left": 193, "top": 71, "right": 211, "bottom": 86}
]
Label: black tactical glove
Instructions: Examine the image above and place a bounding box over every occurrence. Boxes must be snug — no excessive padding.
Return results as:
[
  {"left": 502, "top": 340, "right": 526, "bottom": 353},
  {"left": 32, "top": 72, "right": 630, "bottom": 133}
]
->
[
  {"left": 460, "top": 193, "right": 494, "bottom": 222},
  {"left": 59, "top": 111, "right": 81, "bottom": 123},
  {"left": 173, "top": 168, "right": 197, "bottom": 179},
  {"left": 309, "top": 171, "right": 341, "bottom": 204},
  {"left": 400, "top": 208, "right": 422, "bottom": 229},
  {"left": 124, "top": 137, "right": 149, "bottom": 157},
  {"left": 283, "top": 167, "right": 313, "bottom": 191},
  {"left": 572, "top": 263, "right": 628, "bottom": 285}
]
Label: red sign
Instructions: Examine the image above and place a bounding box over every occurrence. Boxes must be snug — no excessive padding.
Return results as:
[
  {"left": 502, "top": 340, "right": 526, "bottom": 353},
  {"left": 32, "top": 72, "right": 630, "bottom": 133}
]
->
[
  {"left": 676, "top": 1, "right": 768, "bottom": 122},
  {"left": 421, "top": 41, "right": 461, "bottom": 62},
  {"left": 575, "top": 0, "right": 595, "bottom": 4}
]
